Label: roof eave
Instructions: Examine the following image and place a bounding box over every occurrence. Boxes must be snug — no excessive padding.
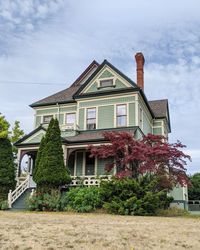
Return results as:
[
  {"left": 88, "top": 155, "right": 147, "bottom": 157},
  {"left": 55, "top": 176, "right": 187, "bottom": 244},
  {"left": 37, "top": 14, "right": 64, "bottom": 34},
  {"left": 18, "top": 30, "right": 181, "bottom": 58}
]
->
[{"left": 30, "top": 100, "right": 76, "bottom": 108}]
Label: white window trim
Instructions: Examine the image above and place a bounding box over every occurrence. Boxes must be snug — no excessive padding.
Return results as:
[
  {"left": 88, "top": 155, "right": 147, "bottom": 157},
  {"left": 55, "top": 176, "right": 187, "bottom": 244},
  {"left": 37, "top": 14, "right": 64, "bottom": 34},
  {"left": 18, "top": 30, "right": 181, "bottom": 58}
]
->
[
  {"left": 115, "top": 103, "right": 128, "bottom": 128},
  {"left": 65, "top": 112, "right": 76, "bottom": 126},
  {"left": 42, "top": 114, "right": 55, "bottom": 124},
  {"left": 85, "top": 107, "right": 97, "bottom": 130},
  {"left": 97, "top": 76, "right": 116, "bottom": 88}
]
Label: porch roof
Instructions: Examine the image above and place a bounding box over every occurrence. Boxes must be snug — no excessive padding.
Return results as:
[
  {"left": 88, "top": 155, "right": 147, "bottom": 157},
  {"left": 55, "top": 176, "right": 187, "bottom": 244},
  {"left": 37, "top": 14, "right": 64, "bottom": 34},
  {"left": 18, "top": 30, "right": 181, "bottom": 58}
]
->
[{"left": 65, "top": 126, "right": 139, "bottom": 144}]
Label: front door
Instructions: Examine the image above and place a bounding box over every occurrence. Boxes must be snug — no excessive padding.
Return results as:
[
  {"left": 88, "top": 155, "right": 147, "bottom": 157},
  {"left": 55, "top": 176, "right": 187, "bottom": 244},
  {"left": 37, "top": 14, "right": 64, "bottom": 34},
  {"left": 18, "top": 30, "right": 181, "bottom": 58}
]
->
[{"left": 85, "top": 152, "right": 95, "bottom": 176}]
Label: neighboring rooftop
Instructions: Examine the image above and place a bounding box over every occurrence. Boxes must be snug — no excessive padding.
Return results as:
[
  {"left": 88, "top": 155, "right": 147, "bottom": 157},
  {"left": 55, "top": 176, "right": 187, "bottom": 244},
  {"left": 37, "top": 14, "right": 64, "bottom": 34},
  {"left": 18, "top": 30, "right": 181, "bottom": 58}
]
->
[{"left": 148, "top": 99, "right": 168, "bottom": 118}]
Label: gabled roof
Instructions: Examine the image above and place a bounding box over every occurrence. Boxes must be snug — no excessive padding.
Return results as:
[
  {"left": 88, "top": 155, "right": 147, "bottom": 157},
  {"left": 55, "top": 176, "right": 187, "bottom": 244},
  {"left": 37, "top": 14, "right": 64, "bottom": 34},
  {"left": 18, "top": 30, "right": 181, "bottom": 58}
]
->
[
  {"left": 29, "top": 59, "right": 170, "bottom": 131},
  {"left": 14, "top": 125, "right": 47, "bottom": 146},
  {"left": 30, "top": 60, "right": 99, "bottom": 108},
  {"left": 71, "top": 60, "right": 99, "bottom": 86},
  {"left": 73, "top": 59, "right": 138, "bottom": 97}
]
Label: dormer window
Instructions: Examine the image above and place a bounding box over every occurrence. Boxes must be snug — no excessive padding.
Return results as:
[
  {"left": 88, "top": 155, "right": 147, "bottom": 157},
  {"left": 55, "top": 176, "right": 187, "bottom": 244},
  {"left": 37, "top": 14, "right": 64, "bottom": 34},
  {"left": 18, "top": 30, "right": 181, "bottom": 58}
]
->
[
  {"left": 99, "top": 79, "right": 113, "bottom": 88},
  {"left": 43, "top": 115, "right": 53, "bottom": 124}
]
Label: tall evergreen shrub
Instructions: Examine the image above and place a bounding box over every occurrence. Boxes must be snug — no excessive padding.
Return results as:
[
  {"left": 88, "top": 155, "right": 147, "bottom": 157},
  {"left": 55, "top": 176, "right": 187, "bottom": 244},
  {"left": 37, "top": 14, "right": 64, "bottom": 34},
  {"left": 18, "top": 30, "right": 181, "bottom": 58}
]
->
[
  {"left": 0, "top": 138, "right": 16, "bottom": 201},
  {"left": 34, "top": 118, "right": 71, "bottom": 191}
]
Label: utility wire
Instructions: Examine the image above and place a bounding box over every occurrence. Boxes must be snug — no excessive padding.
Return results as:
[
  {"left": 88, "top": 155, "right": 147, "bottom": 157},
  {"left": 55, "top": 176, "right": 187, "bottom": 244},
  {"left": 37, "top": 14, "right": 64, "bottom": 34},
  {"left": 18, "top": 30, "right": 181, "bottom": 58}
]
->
[{"left": 0, "top": 80, "right": 66, "bottom": 86}]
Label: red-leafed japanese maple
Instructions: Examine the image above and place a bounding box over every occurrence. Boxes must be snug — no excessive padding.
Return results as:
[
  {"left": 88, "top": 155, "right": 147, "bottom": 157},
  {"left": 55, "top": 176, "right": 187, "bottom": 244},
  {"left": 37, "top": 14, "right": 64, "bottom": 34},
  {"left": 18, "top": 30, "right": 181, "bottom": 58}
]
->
[{"left": 89, "top": 132, "right": 191, "bottom": 189}]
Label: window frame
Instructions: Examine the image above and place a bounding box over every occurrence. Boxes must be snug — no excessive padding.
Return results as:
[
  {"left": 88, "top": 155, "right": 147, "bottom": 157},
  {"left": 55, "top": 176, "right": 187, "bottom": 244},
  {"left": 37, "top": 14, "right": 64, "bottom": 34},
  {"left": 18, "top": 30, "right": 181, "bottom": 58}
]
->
[
  {"left": 66, "top": 112, "right": 76, "bottom": 126},
  {"left": 139, "top": 107, "right": 143, "bottom": 129},
  {"left": 99, "top": 79, "right": 114, "bottom": 88},
  {"left": 43, "top": 115, "right": 53, "bottom": 124},
  {"left": 86, "top": 107, "right": 96, "bottom": 130},
  {"left": 116, "top": 104, "right": 127, "bottom": 127}
]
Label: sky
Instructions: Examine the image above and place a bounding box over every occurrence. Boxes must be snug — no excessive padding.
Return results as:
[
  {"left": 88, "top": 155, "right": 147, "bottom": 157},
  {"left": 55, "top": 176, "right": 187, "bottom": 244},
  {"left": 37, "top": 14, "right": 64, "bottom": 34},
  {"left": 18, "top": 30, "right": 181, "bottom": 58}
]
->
[{"left": 0, "top": 0, "right": 199, "bottom": 174}]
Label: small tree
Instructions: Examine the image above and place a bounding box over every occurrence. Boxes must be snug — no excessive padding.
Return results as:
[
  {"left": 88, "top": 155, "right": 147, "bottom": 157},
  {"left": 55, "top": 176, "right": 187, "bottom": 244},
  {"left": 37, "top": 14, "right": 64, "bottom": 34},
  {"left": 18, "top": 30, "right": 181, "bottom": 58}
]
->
[
  {"left": 34, "top": 118, "right": 71, "bottom": 191},
  {"left": 10, "top": 121, "right": 24, "bottom": 157},
  {"left": 90, "top": 132, "right": 191, "bottom": 190},
  {"left": 188, "top": 173, "right": 200, "bottom": 200},
  {"left": 0, "top": 114, "right": 10, "bottom": 139},
  {"left": 0, "top": 138, "right": 16, "bottom": 201}
]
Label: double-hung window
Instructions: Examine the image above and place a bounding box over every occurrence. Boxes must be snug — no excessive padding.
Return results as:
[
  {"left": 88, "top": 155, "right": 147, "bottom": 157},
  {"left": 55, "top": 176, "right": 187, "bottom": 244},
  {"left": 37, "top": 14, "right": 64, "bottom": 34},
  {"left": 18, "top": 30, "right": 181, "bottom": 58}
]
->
[
  {"left": 43, "top": 115, "right": 53, "bottom": 124},
  {"left": 66, "top": 113, "right": 76, "bottom": 127},
  {"left": 116, "top": 104, "right": 127, "bottom": 127},
  {"left": 86, "top": 108, "right": 96, "bottom": 130}
]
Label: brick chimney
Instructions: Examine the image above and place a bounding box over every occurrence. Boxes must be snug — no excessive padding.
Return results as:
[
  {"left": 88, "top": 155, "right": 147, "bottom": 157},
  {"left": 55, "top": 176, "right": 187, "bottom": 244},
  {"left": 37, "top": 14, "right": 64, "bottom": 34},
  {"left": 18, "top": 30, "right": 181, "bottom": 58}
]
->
[{"left": 135, "top": 52, "right": 145, "bottom": 90}]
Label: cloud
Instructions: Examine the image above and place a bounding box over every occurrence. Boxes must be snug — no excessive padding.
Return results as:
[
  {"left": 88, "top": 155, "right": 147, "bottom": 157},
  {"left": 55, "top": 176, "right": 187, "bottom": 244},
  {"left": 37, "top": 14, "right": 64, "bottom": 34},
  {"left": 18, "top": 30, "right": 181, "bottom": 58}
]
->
[{"left": 0, "top": 0, "right": 200, "bottom": 173}]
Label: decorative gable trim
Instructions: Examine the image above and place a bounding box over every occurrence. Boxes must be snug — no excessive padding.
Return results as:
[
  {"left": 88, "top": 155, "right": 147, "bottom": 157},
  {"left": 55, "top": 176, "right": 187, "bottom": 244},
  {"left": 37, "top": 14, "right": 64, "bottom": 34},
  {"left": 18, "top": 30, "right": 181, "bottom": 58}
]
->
[
  {"left": 73, "top": 60, "right": 138, "bottom": 98},
  {"left": 14, "top": 126, "right": 47, "bottom": 146}
]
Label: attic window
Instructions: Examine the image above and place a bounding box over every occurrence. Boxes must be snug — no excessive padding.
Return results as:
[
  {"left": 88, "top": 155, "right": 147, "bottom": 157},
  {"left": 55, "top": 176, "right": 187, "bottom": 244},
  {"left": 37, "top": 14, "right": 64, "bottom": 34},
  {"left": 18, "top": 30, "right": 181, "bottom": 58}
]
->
[{"left": 99, "top": 79, "right": 113, "bottom": 88}]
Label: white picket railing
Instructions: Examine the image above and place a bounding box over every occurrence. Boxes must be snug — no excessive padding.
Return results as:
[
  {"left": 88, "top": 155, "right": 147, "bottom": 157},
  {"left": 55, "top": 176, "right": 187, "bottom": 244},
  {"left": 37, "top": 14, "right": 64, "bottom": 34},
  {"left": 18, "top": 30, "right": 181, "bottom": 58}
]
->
[
  {"left": 8, "top": 175, "right": 30, "bottom": 208},
  {"left": 70, "top": 175, "right": 112, "bottom": 187}
]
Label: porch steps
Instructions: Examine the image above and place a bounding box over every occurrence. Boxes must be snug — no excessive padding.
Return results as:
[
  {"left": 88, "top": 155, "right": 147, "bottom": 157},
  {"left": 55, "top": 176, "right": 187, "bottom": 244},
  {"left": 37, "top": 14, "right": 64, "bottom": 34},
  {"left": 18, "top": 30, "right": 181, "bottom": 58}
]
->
[{"left": 11, "top": 188, "right": 32, "bottom": 210}]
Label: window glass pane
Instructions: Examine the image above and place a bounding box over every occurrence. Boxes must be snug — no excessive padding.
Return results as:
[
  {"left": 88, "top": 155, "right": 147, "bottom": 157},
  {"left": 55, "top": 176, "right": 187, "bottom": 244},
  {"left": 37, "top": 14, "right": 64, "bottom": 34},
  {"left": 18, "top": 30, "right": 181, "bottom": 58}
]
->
[
  {"left": 87, "top": 108, "right": 96, "bottom": 119},
  {"left": 85, "top": 152, "right": 95, "bottom": 176},
  {"left": 87, "top": 123, "right": 96, "bottom": 130},
  {"left": 100, "top": 79, "right": 113, "bottom": 87},
  {"left": 117, "top": 105, "right": 126, "bottom": 116},
  {"left": 87, "top": 118, "right": 95, "bottom": 124},
  {"left": 117, "top": 116, "right": 126, "bottom": 127},
  {"left": 66, "top": 113, "right": 75, "bottom": 125},
  {"left": 43, "top": 115, "right": 53, "bottom": 123}
]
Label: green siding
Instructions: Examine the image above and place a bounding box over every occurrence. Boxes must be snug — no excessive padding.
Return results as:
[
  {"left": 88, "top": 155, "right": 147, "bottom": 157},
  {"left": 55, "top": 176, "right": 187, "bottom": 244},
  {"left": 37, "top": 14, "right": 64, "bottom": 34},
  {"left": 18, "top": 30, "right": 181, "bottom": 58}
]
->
[
  {"left": 153, "top": 121, "right": 162, "bottom": 126},
  {"left": 61, "top": 130, "right": 77, "bottom": 137},
  {"left": 86, "top": 77, "right": 128, "bottom": 93},
  {"left": 35, "top": 116, "right": 42, "bottom": 127},
  {"left": 97, "top": 158, "right": 114, "bottom": 175},
  {"left": 98, "top": 106, "right": 114, "bottom": 129},
  {"left": 153, "top": 127, "right": 162, "bottom": 135},
  {"left": 79, "top": 96, "right": 135, "bottom": 108},
  {"left": 87, "top": 82, "right": 98, "bottom": 93},
  {"left": 79, "top": 109, "right": 85, "bottom": 130},
  {"left": 143, "top": 113, "right": 152, "bottom": 135},
  {"left": 129, "top": 103, "right": 136, "bottom": 126},
  {"left": 115, "top": 78, "right": 127, "bottom": 88},
  {"left": 99, "top": 69, "right": 114, "bottom": 79},
  {"left": 22, "top": 132, "right": 45, "bottom": 144},
  {"left": 59, "top": 106, "right": 77, "bottom": 113},
  {"left": 76, "top": 152, "right": 83, "bottom": 176},
  {"left": 36, "top": 108, "right": 57, "bottom": 115},
  {"left": 58, "top": 114, "right": 64, "bottom": 125}
]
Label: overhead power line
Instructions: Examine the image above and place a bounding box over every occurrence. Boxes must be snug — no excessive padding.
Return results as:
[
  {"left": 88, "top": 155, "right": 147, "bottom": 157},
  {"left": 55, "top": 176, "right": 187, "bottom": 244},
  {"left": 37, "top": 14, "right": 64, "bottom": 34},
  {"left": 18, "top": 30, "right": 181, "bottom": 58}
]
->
[{"left": 0, "top": 80, "right": 67, "bottom": 86}]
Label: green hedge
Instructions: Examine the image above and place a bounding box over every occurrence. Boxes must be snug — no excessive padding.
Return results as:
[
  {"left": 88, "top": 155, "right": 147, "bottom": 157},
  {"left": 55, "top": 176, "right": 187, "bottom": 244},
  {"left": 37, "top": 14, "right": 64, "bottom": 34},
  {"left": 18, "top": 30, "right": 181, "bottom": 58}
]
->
[{"left": 26, "top": 176, "right": 173, "bottom": 215}]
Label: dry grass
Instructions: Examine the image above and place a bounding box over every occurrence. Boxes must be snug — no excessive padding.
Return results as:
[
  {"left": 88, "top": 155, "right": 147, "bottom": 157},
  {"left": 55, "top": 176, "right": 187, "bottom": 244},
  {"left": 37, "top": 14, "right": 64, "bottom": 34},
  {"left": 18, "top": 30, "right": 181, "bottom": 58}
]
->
[{"left": 0, "top": 211, "right": 200, "bottom": 250}]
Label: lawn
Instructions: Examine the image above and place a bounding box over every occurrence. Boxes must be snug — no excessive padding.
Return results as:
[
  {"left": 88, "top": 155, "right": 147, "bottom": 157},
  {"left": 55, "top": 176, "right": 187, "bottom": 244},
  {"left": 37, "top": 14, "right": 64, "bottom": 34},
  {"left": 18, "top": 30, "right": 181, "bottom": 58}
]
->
[{"left": 0, "top": 211, "right": 199, "bottom": 250}]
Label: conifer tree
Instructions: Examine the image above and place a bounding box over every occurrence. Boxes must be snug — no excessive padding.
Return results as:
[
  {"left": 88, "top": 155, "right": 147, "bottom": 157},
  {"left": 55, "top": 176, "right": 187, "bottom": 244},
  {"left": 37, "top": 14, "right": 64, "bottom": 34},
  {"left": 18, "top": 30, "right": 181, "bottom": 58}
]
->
[
  {"left": 32, "top": 136, "right": 46, "bottom": 182},
  {"left": 34, "top": 118, "right": 71, "bottom": 191},
  {"left": 0, "top": 138, "right": 16, "bottom": 201}
]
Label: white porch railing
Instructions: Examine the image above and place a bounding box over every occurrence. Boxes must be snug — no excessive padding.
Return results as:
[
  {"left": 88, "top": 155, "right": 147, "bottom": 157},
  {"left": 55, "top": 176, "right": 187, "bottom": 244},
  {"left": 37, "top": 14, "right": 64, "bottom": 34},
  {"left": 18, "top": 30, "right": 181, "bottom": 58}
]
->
[
  {"left": 8, "top": 175, "right": 36, "bottom": 208},
  {"left": 70, "top": 175, "right": 112, "bottom": 187}
]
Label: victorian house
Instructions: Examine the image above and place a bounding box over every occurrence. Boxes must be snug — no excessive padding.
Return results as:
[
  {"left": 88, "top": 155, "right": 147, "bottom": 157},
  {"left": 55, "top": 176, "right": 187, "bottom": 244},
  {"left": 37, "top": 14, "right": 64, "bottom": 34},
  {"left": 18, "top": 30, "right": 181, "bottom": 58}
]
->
[{"left": 8, "top": 53, "right": 187, "bottom": 209}]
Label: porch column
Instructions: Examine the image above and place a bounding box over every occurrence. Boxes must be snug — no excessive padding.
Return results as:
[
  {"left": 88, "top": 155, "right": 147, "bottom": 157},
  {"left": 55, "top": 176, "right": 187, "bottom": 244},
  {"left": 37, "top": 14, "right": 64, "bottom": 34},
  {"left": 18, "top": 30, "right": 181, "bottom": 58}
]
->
[{"left": 63, "top": 145, "right": 67, "bottom": 166}]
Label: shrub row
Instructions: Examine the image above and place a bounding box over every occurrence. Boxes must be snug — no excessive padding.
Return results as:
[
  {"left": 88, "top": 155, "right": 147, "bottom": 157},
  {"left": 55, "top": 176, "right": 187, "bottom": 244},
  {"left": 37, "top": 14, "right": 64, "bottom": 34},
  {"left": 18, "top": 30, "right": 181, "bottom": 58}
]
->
[{"left": 27, "top": 175, "right": 173, "bottom": 215}]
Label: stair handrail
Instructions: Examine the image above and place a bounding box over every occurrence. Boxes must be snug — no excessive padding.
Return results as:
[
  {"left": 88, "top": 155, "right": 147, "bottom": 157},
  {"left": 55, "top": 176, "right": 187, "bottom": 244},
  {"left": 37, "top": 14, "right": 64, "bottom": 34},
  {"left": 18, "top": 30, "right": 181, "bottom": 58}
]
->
[{"left": 8, "top": 175, "right": 30, "bottom": 208}]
